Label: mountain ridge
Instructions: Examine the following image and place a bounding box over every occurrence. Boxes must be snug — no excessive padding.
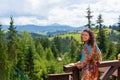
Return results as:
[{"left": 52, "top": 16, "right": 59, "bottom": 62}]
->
[{"left": 2, "top": 23, "right": 85, "bottom": 33}]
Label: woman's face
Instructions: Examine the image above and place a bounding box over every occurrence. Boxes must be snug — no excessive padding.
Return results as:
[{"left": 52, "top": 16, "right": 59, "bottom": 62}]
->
[{"left": 81, "top": 31, "right": 90, "bottom": 42}]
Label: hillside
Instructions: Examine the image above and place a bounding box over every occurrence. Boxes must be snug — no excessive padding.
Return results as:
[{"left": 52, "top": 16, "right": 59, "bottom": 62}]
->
[
  {"left": 58, "top": 32, "right": 81, "bottom": 42},
  {"left": 52, "top": 28, "right": 120, "bottom": 42}
]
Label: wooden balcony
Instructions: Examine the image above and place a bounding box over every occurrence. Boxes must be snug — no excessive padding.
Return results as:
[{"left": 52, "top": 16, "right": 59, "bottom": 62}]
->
[
  {"left": 48, "top": 60, "right": 120, "bottom": 80},
  {"left": 64, "top": 60, "right": 120, "bottom": 80}
]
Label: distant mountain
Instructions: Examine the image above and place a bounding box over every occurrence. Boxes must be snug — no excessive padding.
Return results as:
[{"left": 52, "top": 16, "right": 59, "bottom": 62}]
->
[
  {"left": 110, "top": 23, "right": 119, "bottom": 30},
  {"left": 2, "top": 23, "right": 85, "bottom": 33},
  {"left": 2, "top": 23, "right": 87, "bottom": 37}
]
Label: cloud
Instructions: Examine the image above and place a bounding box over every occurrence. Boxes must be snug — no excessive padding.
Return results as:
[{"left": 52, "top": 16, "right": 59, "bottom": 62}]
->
[
  {"left": 15, "top": 16, "right": 48, "bottom": 25},
  {"left": 0, "top": 16, "right": 48, "bottom": 25},
  {"left": 48, "top": 6, "right": 87, "bottom": 27},
  {"left": 91, "top": 0, "right": 120, "bottom": 25},
  {"left": 0, "top": 0, "right": 120, "bottom": 27}
]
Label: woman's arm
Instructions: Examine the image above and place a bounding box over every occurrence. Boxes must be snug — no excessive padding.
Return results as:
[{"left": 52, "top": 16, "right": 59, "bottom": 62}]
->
[{"left": 74, "top": 46, "right": 88, "bottom": 69}]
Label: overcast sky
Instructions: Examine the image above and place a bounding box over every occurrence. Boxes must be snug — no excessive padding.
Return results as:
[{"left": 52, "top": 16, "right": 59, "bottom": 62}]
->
[{"left": 0, "top": 0, "right": 120, "bottom": 27}]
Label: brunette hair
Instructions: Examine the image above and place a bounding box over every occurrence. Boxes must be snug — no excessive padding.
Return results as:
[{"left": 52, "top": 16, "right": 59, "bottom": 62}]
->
[{"left": 82, "top": 28, "right": 96, "bottom": 47}]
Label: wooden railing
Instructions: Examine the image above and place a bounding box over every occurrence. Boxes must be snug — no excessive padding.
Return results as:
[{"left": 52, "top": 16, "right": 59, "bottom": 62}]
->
[
  {"left": 64, "top": 60, "right": 120, "bottom": 80},
  {"left": 48, "top": 73, "right": 72, "bottom": 80}
]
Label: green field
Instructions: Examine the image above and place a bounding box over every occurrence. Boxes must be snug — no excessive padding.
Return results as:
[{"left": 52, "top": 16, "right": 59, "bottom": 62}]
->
[{"left": 59, "top": 33, "right": 81, "bottom": 41}]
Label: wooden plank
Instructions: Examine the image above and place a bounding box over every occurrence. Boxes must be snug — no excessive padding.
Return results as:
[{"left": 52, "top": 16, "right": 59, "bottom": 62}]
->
[
  {"left": 63, "top": 65, "right": 76, "bottom": 73},
  {"left": 98, "top": 60, "right": 120, "bottom": 67},
  {"left": 48, "top": 73, "right": 72, "bottom": 76},
  {"left": 100, "top": 66, "right": 118, "bottom": 80},
  {"left": 99, "top": 67, "right": 117, "bottom": 77},
  {"left": 48, "top": 73, "right": 72, "bottom": 80},
  {"left": 64, "top": 65, "right": 81, "bottom": 73}
]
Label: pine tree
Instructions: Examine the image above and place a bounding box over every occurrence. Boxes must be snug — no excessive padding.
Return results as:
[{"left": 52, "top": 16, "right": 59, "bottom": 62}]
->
[
  {"left": 96, "top": 14, "right": 104, "bottom": 28},
  {"left": 96, "top": 14, "right": 109, "bottom": 59},
  {"left": 53, "top": 36, "right": 62, "bottom": 53},
  {"left": 85, "top": 6, "right": 93, "bottom": 29},
  {"left": 35, "top": 41, "right": 45, "bottom": 57},
  {"left": 17, "top": 31, "right": 32, "bottom": 73},
  {"left": 106, "top": 42, "right": 117, "bottom": 60},
  {"left": 50, "top": 42, "right": 59, "bottom": 58},
  {"left": 62, "top": 37, "right": 72, "bottom": 53},
  {"left": 45, "top": 48, "right": 55, "bottom": 61},
  {"left": 7, "top": 17, "right": 18, "bottom": 79},
  {"left": 0, "top": 24, "right": 9, "bottom": 80},
  {"left": 69, "top": 40, "right": 80, "bottom": 62},
  {"left": 16, "top": 37, "right": 25, "bottom": 72},
  {"left": 34, "top": 53, "right": 47, "bottom": 80},
  {"left": 25, "top": 46, "right": 34, "bottom": 80},
  {"left": 45, "top": 47, "right": 56, "bottom": 78},
  {"left": 97, "top": 28, "right": 108, "bottom": 53},
  {"left": 39, "top": 37, "right": 51, "bottom": 49},
  {"left": 7, "top": 17, "right": 17, "bottom": 64},
  {"left": 20, "top": 31, "right": 36, "bottom": 80},
  {"left": 97, "top": 14, "right": 105, "bottom": 52},
  {"left": 34, "top": 41, "right": 46, "bottom": 80}
]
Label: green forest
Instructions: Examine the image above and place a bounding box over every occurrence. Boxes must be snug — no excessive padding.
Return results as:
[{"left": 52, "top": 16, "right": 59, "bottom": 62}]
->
[{"left": 0, "top": 8, "right": 120, "bottom": 80}]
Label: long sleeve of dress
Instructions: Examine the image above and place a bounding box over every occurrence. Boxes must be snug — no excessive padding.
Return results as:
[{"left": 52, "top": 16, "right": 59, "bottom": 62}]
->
[{"left": 75, "top": 45, "right": 89, "bottom": 69}]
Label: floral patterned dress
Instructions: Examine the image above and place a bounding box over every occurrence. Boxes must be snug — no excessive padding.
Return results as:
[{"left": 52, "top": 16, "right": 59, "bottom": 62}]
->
[{"left": 75, "top": 44, "right": 102, "bottom": 80}]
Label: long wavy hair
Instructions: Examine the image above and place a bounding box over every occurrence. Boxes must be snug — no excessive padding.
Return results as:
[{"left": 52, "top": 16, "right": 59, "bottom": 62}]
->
[{"left": 81, "top": 28, "right": 96, "bottom": 47}]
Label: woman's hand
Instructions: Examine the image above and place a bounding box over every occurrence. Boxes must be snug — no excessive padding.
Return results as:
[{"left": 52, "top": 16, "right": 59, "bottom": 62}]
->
[{"left": 67, "top": 63, "right": 75, "bottom": 67}]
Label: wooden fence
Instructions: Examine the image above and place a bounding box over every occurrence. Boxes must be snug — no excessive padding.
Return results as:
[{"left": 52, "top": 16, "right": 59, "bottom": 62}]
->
[
  {"left": 64, "top": 60, "right": 120, "bottom": 80},
  {"left": 48, "top": 60, "right": 120, "bottom": 80}
]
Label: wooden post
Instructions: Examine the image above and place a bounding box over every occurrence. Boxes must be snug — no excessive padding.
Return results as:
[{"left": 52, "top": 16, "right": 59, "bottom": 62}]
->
[
  {"left": 118, "top": 67, "right": 120, "bottom": 80},
  {"left": 72, "top": 67, "right": 79, "bottom": 80},
  {"left": 64, "top": 65, "right": 80, "bottom": 80}
]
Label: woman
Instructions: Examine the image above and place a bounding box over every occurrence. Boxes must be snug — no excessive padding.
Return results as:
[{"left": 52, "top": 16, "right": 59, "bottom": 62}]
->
[{"left": 70, "top": 29, "right": 102, "bottom": 80}]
